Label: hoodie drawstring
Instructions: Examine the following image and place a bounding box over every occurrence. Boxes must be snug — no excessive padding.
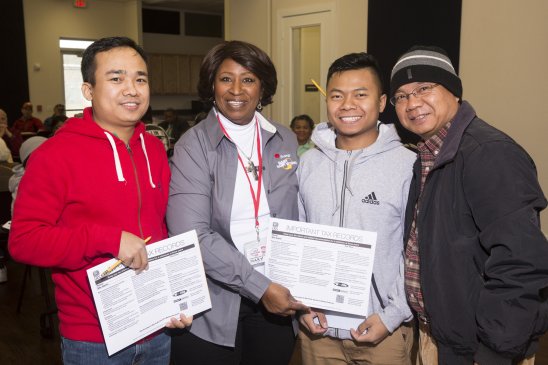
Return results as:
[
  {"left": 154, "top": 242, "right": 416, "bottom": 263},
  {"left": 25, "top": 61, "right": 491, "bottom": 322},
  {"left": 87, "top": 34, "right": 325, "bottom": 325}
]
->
[
  {"left": 104, "top": 131, "right": 156, "bottom": 188},
  {"left": 104, "top": 132, "right": 126, "bottom": 183},
  {"left": 139, "top": 133, "right": 156, "bottom": 188}
]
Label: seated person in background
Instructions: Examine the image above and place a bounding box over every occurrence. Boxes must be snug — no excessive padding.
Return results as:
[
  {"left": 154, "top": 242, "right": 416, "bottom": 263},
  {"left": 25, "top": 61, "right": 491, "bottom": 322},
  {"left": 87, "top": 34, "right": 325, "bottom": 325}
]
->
[
  {"left": 8, "top": 136, "right": 47, "bottom": 216},
  {"left": 0, "top": 113, "right": 13, "bottom": 163},
  {"left": 145, "top": 123, "right": 170, "bottom": 152},
  {"left": 11, "top": 102, "right": 44, "bottom": 134},
  {"left": 290, "top": 114, "right": 315, "bottom": 156},
  {"left": 43, "top": 104, "right": 66, "bottom": 132},
  {"left": 159, "top": 108, "right": 190, "bottom": 148},
  {"left": 0, "top": 137, "right": 12, "bottom": 163},
  {"left": 10, "top": 102, "right": 44, "bottom": 158},
  {"left": 46, "top": 115, "right": 67, "bottom": 137},
  {"left": 0, "top": 109, "right": 22, "bottom": 160}
]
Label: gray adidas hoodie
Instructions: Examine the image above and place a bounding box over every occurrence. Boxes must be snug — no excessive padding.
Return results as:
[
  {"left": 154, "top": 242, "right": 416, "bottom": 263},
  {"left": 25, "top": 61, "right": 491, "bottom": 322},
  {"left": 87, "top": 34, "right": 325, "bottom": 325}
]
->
[{"left": 297, "top": 121, "right": 416, "bottom": 338}]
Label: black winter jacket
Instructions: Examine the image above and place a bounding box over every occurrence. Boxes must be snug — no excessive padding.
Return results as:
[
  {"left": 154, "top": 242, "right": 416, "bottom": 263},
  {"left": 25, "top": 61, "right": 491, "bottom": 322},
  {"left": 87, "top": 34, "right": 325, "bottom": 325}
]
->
[{"left": 404, "top": 101, "right": 548, "bottom": 365}]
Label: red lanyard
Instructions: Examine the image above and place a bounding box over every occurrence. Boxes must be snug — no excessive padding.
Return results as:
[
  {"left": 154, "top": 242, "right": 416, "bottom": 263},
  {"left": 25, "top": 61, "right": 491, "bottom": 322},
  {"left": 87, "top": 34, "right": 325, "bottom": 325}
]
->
[{"left": 217, "top": 114, "right": 263, "bottom": 242}]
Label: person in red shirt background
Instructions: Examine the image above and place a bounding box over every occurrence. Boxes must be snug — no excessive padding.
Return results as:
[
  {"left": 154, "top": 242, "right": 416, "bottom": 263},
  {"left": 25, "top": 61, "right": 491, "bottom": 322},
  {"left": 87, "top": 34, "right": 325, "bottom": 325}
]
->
[
  {"left": 9, "top": 102, "right": 43, "bottom": 160},
  {"left": 12, "top": 102, "right": 43, "bottom": 133}
]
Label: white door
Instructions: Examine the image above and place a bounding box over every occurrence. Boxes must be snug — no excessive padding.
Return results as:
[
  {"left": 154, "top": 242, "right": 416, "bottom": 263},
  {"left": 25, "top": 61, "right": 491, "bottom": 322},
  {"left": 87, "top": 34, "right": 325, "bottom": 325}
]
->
[{"left": 277, "top": 7, "right": 335, "bottom": 126}]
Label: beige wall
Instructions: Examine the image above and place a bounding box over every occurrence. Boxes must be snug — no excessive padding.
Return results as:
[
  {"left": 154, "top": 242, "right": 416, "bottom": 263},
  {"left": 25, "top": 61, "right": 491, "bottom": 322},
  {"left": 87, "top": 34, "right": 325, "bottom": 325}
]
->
[
  {"left": 23, "top": 0, "right": 141, "bottom": 120},
  {"left": 225, "top": 0, "right": 271, "bottom": 51},
  {"left": 298, "top": 26, "right": 321, "bottom": 123},
  {"left": 460, "top": 0, "right": 548, "bottom": 228}
]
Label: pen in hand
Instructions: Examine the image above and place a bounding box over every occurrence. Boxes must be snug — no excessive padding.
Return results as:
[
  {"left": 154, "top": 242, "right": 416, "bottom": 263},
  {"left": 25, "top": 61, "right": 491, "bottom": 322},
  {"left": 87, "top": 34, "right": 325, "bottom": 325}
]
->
[{"left": 101, "top": 236, "right": 151, "bottom": 277}]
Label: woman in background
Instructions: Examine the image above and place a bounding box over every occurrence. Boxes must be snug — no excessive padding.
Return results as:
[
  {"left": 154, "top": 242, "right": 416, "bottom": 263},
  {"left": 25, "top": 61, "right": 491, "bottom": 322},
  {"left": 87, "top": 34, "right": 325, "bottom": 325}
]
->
[
  {"left": 167, "top": 40, "right": 307, "bottom": 365},
  {"left": 290, "top": 114, "right": 315, "bottom": 156}
]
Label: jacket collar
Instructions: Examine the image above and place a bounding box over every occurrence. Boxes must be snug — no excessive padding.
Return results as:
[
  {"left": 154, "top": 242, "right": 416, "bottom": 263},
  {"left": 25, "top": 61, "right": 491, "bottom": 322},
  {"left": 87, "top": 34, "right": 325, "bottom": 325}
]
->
[
  {"left": 433, "top": 100, "right": 477, "bottom": 168},
  {"left": 204, "top": 107, "right": 279, "bottom": 148}
]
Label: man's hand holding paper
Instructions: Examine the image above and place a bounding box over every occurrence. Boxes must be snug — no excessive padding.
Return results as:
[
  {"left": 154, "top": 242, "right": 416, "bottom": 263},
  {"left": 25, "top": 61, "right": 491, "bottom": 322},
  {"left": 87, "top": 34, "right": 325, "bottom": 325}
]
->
[
  {"left": 299, "top": 309, "right": 328, "bottom": 335},
  {"left": 350, "top": 313, "right": 389, "bottom": 344},
  {"left": 166, "top": 313, "right": 193, "bottom": 329},
  {"left": 87, "top": 230, "right": 210, "bottom": 355}
]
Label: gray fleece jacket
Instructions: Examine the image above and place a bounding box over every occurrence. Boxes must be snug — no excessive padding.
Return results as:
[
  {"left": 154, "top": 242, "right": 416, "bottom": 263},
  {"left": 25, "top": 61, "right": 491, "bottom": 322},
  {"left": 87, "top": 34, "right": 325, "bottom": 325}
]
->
[{"left": 297, "top": 121, "right": 415, "bottom": 338}]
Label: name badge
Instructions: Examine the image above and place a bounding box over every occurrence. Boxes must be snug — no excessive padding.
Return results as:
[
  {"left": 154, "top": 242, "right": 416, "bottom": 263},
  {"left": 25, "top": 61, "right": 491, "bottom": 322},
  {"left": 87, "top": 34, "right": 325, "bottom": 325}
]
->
[{"left": 245, "top": 241, "right": 266, "bottom": 267}]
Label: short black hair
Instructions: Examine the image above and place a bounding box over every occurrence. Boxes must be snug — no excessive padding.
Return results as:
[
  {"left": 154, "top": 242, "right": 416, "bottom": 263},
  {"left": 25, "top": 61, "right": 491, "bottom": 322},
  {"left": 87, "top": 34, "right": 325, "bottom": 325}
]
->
[
  {"left": 326, "top": 52, "right": 384, "bottom": 94},
  {"left": 197, "top": 40, "right": 277, "bottom": 110},
  {"left": 81, "top": 36, "right": 148, "bottom": 86},
  {"left": 290, "top": 114, "right": 315, "bottom": 130}
]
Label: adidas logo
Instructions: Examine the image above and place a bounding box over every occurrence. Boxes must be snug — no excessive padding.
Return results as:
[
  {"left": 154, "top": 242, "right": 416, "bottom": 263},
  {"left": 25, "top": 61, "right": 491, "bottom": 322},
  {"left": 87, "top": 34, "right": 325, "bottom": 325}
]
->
[{"left": 362, "top": 192, "right": 380, "bottom": 205}]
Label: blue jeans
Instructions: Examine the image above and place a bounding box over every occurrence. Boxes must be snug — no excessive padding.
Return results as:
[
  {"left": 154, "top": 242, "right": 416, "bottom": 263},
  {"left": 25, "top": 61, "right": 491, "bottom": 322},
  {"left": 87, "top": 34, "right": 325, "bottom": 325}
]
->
[{"left": 61, "top": 332, "right": 170, "bottom": 365}]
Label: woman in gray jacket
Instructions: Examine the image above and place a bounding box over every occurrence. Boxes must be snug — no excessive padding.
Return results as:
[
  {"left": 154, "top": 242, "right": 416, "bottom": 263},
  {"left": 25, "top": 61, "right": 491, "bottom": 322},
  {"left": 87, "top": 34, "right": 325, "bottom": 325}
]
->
[{"left": 167, "top": 40, "right": 307, "bottom": 365}]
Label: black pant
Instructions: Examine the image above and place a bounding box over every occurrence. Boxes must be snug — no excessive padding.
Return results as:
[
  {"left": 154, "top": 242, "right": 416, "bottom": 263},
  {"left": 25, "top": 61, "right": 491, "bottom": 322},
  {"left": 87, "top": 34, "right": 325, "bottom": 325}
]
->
[{"left": 170, "top": 297, "right": 295, "bottom": 365}]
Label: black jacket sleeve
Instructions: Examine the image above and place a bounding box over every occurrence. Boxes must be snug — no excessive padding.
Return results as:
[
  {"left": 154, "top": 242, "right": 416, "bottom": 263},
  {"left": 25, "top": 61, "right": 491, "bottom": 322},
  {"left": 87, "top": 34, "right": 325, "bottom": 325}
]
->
[{"left": 463, "top": 140, "right": 548, "bottom": 363}]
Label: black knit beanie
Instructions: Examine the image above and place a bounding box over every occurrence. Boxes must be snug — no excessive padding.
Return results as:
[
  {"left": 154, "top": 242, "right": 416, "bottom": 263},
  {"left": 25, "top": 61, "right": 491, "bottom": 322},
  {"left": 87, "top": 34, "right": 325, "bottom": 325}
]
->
[{"left": 390, "top": 45, "right": 462, "bottom": 99}]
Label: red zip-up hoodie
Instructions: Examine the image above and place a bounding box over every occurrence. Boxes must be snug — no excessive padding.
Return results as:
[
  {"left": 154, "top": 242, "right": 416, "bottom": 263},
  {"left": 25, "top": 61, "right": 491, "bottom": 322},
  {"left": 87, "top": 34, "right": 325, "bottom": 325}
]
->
[{"left": 9, "top": 107, "right": 170, "bottom": 342}]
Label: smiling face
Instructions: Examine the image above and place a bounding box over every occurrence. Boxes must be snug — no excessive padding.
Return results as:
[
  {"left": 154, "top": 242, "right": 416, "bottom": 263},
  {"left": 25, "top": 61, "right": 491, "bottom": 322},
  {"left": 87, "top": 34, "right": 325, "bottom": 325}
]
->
[
  {"left": 214, "top": 58, "right": 262, "bottom": 125},
  {"left": 81, "top": 46, "right": 149, "bottom": 141},
  {"left": 394, "top": 82, "right": 459, "bottom": 140},
  {"left": 291, "top": 119, "right": 313, "bottom": 145},
  {"left": 326, "top": 68, "right": 386, "bottom": 150}
]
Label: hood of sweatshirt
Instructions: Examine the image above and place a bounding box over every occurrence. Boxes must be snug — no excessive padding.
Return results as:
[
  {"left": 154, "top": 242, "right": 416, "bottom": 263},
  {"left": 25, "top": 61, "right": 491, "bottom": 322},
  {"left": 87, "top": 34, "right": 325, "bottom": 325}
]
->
[
  {"left": 57, "top": 107, "right": 157, "bottom": 188},
  {"left": 311, "top": 121, "right": 404, "bottom": 164}
]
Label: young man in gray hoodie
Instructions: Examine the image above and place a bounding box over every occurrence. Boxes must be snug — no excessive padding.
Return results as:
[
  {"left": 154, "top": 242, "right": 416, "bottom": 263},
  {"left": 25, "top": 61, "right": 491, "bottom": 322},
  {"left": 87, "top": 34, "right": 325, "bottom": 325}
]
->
[{"left": 297, "top": 52, "right": 416, "bottom": 365}]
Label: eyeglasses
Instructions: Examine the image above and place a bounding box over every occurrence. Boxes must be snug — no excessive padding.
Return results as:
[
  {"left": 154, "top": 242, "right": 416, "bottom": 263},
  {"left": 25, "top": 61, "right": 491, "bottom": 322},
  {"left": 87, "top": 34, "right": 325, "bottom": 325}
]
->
[{"left": 390, "top": 83, "right": 440, "bottom": 106}]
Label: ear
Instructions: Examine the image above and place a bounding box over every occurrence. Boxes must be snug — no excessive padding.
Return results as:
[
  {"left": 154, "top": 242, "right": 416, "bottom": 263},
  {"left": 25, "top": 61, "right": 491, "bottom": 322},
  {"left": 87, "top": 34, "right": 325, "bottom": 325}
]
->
[
  {"left": 81, "top": 82, "right": 93, "bottom": 101},
  {"left": 379, "top": 94, "right": 387, "bottom": 113}
]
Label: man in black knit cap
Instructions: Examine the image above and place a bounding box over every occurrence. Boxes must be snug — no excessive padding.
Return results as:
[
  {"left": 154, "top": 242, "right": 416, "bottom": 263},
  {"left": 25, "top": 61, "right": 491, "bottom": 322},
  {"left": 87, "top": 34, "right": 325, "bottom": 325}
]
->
[{"left": 390, "top": 45, "right": 548, "bottom": 365}]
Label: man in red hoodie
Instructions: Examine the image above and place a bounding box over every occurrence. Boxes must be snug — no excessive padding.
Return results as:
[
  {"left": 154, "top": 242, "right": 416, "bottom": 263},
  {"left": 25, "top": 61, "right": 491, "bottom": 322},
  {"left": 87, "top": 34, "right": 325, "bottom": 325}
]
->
[{"left": 9, "top": 36, "right": 191, "bottom": 364}]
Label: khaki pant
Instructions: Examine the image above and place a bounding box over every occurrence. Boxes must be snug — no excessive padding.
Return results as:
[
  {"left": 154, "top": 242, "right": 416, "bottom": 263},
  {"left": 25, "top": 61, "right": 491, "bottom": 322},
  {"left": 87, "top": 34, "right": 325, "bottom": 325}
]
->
[
  {"left": 417, "top": 322, "right": 535, "bottom": 365},
  {"left": 298, "top": 323, "right": 414, "bottom": 365}
]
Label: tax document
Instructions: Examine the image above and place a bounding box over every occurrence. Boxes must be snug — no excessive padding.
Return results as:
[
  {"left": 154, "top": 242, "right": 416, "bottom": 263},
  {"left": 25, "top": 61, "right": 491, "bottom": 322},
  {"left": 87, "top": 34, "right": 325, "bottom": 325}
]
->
[
  {"left": 87, "top": 230, "right": 211, "bottom": 355},
  {"left": 265, "top": 218, "right": 377, "bottom": 320}
]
